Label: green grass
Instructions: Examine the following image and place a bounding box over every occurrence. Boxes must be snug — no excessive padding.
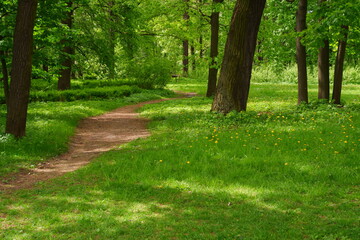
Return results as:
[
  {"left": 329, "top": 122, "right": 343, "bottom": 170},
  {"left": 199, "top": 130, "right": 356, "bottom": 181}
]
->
[
  {"left": 0, "top": 89, "right": 174, "bottom": 177},
  {"left": 0, "top": 79, "right": 359, "bottom": 239}
]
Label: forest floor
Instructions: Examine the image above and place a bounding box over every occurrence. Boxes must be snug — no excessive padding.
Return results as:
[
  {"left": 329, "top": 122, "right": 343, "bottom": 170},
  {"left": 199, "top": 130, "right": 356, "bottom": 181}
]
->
[{"left": 0, "top": 92, "right": 196, "bottom": 192}]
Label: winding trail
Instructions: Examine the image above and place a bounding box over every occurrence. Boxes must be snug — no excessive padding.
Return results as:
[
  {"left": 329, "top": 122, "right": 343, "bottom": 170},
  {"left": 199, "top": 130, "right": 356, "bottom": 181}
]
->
[{"left": 0, "top": 93, "right": 196, "bottom": 192}]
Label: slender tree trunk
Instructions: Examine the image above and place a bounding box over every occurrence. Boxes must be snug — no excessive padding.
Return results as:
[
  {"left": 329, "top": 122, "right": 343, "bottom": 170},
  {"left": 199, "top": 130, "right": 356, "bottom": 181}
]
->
[
  {"left": 296, "top": 0, "right": 308, "bottom": 104},
  {"left": 183, "top": 40, "right": 189, "bottom": 76},
  {"left": 318, "top": 39, "right": 330, "bottom": 100},
  {"left": 0, "top": 49, "right": 9, "bottom": 104},
  {"left": 199, "top": 36, "right": 204, "bottom": 59},
  {"left": 182, "top": 0, "right": 189, "bottom": 77},
  {"left": 58, "top": 1, "right": 74, "bottom": 90},
  {"left": 108, "top": 0, "right": 116, "bottom": 79},
  {"left": 5, "top": 0, "right": 38, "bottom": 138},
  {"left": 206, "top": 0, "right": 223, "bottom": 97},
  {"left": 332, "top": 25, "right": 349, "bottom": 105},
  {"left": 42, "top": 64, "right": 49, "bottom": 72},
  {"left": 317, "top": 0, "right": 329, "bottom": 100},
  {"left": 0, "top": 35, "right": 9, "bottom": 104},
  {"left": 257, "top": 39, "right": 264, "bottom": 62},
  {"left": 191, "top": 45, "right": 196, "bottom": 71},
  {"left": 198, "top": 0, "right": 204, "bottom": 59},
  {"left": 211, "top": 0, "right": 266, "bottom": 113}
]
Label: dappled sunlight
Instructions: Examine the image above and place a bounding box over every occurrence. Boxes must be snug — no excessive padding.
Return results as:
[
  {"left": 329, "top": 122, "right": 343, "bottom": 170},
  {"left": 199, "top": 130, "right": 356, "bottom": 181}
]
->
[
  {"left": 161, "top": 179, "right": 283, "bottom": 213},
  {"left": 116, "top": 202, "right": 168, "bottom": 223}
]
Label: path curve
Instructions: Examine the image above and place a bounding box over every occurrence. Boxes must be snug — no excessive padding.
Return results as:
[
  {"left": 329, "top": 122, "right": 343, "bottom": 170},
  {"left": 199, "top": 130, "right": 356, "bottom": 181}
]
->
[{"left": 0, "top": 93, "right": 196, "bottom": 192}]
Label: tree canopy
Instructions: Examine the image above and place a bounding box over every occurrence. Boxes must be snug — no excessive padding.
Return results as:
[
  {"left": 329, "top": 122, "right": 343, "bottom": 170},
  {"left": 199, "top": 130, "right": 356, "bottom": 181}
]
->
[{"left": 0, "top": 0, "right": 359, "bottom": 136}]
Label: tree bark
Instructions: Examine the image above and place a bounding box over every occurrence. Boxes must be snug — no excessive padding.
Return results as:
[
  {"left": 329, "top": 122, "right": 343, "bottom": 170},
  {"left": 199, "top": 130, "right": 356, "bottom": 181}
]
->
[
  {"left": 296, "top": 0, "right": 308, "bottom": 104},
  {"left": 183, "top": 40, "right": 189, "bottom": 76},
  {"left": 211, "top": 0, "right": 266, "bottom": 113},
  {"left": 206, "top": 0, "right": 223, "bottom": 97},
  {"left": 199, "top": 36, "right": 204, "bottom": 59},
  {"left": 318, "top": 39, "right": 330, "bottom": 100},
  {"left": 182, "top": 0, "right": 189, "bottom": 77},
  {"left": 58, "top": 1, "right": 74, "bottom": 90},
  {"left": 0, "top": 35, "right": 9, "bottom": 104},
  {"left": 5, "top": 0, "right": 38, "bottom": 138},
  {"left": 317, "top": 0, "right": 329, "bottom": 101},
  {"left": 0, "top": 49, "right": 9, "bottom": 104},
  {"left": 191, "top": 45, "right": 196, "bottom": 71},
  {"left": 108, "top": 0, "right": 116, "bottom": 79},
  {"left": 332, "top": 25, "right": 348, "bottom": 105},
  {"left": 198, "top": 0, "right": 204, "bottom": 59}
]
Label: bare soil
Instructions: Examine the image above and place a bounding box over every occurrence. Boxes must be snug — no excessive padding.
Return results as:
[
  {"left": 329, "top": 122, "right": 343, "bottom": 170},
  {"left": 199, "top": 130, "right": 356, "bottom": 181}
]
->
[{"left": 0, "top": 93, "right": 196, "bottom": 192}]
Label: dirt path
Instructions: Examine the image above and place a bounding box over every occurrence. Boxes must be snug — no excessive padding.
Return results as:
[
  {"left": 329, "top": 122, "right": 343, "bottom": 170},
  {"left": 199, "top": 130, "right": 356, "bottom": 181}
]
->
[{"left": 0, "top": 93, "right": 196, "bottom": 192}]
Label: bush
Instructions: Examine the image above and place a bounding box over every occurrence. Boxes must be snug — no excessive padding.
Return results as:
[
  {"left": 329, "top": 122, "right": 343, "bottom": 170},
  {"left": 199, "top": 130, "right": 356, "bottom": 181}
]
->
[
  {"left": 127, "top": 57, "right": 172, "bottom": 89},
  {"left": 252, "top": 64, "right": 360, "bottom": 84},
  {"left": 71, "top": 79, "right": 138, "bottom": 89},
  {"left": 0, "top": 85, "right": 143, "bottom": 104}
]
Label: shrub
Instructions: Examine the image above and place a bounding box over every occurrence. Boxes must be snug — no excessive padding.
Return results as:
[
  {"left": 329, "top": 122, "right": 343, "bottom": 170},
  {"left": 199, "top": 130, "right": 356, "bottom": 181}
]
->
[
  {"left": 126, "top": 57, "right": 172, "bottom": 89},
  {"left": 26, "top": 85, "right": 142, "bottom": 103},
  {"left": 252, "top": 64, "right": 359, "bottom": 84}
]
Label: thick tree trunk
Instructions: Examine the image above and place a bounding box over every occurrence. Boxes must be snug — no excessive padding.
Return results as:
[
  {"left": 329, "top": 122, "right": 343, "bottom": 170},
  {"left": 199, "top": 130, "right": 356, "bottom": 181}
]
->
[
  {"left": 182, "top": 0, "right": 189, "bottom": 77},
  {"left": 332, "top": 25, "right": 348, "bottom": 105},
  {"left": 206, "top": 0, "right": 223, "bottom": 97},
  {"left": 58, "top": 1, "right": 74, "bottom": 90},
  {"left": 317, "top": 0, "right": 329, "bottom": 101},
  {"left": 211, "top": 0, "right": 266, "bottom": 113},
  {"left": 296, "top": 0, "right": 308, "bottom": 104},
  {"left": 5, "top": 0, "right": 38, "bottom": 138}
]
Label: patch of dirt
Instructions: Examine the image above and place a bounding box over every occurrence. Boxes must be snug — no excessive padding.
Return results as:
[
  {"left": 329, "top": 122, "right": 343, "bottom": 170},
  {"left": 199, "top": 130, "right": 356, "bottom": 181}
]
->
[{"left": 0, "top": 93, "right": 197, "bottom": 192}]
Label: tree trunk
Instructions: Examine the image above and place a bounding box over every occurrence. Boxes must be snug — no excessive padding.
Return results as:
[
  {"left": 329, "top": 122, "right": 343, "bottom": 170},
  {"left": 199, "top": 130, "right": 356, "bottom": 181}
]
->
[
  {"left": 211, "top": 0, "right": 266, "bottom": 113},
  {"left": 199, "top": 36, "right": 204, "bottom": 59},
  {"left": 198, "top": 0, "right": 204, "bottom": 59},
  {"left": 0, "top": 35, "right": 9, "bottom": 104},
  {"left": 108, "top": 0, "right": 116, "bottom": 79},
  {"left": 42, "top": 64, "right": 49, "bottom": 72},
  {"left": 257, "top": 39, "right": 264, "bottom": 62},
  {"left": 183, "top": 40, "right": 189, "bottom": 76},
  {"left": 58, "top": 1, "right": 74, "bottom": 90},
  {"left": 206, "top": 0, "right": 223, "bottom": 97},
  {"left": 0, "top": 49, "right": 9, "bottom": 105},
  {"left": 191, "top": 45, "right": 196, "bottom": 71},
  {"left": 182, "top": 0, "right": 189, "bottom": 77},
  {"left": 296, "top": 0, "right": 308, "bottom": 104},
  {"left": 318, "top": 39, "right": 330, "bottom": 100},
  {"left": 317, "top": 0, "right": 329, "bottom": 101},
  {"left": 5, "top": 0, "right": 38, "bottom": 138},
  {"left": 332, "top": 25, "right": 348, "bottom": 105}
]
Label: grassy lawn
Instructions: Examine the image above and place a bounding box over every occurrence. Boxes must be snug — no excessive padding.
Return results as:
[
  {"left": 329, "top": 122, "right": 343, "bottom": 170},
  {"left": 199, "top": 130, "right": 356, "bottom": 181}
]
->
[{"left": 0, "top": 79, "right": 359, "bottom": 239}]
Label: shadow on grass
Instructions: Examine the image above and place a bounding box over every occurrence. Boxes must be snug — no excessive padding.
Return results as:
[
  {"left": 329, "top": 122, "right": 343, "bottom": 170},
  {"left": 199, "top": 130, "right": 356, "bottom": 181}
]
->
[
  {"left": 1, "top": 174, "right": 358, "bottom": 239},
  {"left": 0, "top": 181, "right": 315, "bottom": 239}
]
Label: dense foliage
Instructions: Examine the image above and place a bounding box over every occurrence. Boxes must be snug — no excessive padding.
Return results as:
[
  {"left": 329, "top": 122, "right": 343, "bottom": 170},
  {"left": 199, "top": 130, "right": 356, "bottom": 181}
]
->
[{"left": 1, "top": 0, "right": 358, "bottom": 87}]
